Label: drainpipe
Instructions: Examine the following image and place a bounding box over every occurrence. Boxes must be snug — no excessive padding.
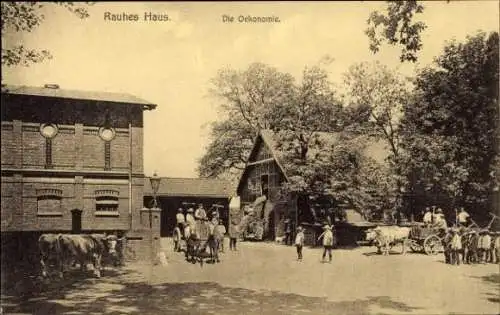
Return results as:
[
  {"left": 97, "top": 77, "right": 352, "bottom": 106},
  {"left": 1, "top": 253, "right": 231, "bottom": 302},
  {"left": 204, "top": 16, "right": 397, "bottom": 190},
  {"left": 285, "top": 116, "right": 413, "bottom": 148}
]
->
[{"left": 128, "top": 122, "right": 133, "bottom": 231}]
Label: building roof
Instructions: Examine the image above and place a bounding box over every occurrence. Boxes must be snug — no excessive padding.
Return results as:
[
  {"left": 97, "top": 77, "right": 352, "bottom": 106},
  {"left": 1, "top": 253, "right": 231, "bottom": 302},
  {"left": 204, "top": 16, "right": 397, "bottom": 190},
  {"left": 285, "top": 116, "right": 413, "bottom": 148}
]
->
[
  {"left": 342, "top": 209, "right": 377, "bottom": 227},
  {"left": 144, "top": 177, "right": 233, "bottom": 198},
  {"left": 1, "top": 85, "right": 156, "bottom": 110},
  {"left": 237, "top": 129, "right": 389, "bottom": 193}
]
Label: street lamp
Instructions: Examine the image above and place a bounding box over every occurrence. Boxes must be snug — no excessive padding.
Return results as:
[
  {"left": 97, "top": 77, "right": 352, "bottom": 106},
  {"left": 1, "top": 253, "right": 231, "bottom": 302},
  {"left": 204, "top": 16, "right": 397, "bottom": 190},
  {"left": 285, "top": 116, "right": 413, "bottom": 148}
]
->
[{"left": 149, "top": 171, "right": 161, "bottom": 228}]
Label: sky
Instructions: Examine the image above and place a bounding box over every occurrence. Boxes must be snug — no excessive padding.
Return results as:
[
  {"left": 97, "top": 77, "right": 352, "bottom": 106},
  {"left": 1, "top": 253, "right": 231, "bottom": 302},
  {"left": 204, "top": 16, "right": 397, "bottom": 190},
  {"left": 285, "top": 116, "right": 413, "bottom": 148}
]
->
[{"left": 2, "top": 1, "right": 498, "bottom": 178}]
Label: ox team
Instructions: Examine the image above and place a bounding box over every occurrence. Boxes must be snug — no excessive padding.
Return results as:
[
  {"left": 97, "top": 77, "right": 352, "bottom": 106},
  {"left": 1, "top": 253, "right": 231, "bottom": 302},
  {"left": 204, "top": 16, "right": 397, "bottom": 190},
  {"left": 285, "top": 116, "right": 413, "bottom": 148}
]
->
[
  {"left": 38, "top": 233, "right": 121, "bottom": 278},
  {"left": 364, "top": 206, "right": 500, "bottom": 265}
]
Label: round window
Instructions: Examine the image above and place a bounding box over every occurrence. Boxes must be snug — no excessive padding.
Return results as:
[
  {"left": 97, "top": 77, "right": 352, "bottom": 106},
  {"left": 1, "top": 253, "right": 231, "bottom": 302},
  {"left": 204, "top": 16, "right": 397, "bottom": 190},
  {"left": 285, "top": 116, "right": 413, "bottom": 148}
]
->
[
  {"left": 40, "top": 124, "right": 58, "bottom": 138},
  {"left": 99, "top": 127, "right": 115, "bottom": 141}
]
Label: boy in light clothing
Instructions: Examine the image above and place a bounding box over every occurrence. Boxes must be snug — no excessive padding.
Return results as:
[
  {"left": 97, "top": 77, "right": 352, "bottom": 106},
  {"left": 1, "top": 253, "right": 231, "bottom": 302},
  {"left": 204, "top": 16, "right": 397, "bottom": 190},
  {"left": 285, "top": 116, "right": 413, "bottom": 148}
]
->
[
  {"left": 216, "top": 219, "right": 227, "bottom": 253},
  {"left": 318, "top": 224, "right": 334, "bottom": 263},
  {"left": 295, "top": 226, "right": 305, "bottom": 261}
]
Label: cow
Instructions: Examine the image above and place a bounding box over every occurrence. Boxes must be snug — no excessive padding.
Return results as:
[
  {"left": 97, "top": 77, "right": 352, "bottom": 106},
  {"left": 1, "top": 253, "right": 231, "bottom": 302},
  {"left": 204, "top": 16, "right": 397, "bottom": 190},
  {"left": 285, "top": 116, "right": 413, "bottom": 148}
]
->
[
  {"left": 38, "top": 233, "right": 63, "bottom": 278},
  {"left": 58, "top": 234, "right": 117, "bottom": 278},
  {"left": 365, "top": 226, "right": 411, "bottom": 255}
]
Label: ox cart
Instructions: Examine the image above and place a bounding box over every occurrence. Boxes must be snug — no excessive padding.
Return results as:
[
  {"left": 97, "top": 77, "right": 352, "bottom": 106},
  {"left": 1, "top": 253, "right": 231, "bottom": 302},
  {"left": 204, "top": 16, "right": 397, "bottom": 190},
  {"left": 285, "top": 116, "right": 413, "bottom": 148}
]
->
[{"left": 407, "top": 224, "right": 445, "bottom": 255}]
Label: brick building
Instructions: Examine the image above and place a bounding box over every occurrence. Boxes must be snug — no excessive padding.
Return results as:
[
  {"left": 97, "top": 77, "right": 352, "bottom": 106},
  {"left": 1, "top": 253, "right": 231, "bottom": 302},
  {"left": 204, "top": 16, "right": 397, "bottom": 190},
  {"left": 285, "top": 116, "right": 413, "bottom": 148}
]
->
[{"left": 1, "top": 84, "right": 157, "bottom": 266}]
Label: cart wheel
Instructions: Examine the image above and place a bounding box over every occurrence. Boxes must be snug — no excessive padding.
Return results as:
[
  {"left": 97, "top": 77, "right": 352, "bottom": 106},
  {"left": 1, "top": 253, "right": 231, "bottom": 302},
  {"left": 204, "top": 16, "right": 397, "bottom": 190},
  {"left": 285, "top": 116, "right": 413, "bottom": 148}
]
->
[{"left": 424, "top": 235, "right": 442, "bottom": 255}]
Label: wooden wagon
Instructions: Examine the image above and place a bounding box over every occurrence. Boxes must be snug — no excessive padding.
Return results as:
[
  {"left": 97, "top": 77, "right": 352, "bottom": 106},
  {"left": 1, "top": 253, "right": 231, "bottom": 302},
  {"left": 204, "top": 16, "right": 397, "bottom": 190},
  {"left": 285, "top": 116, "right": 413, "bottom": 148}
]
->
[{"left": 407, "top": 224, "right": 445, "bottom": 255}]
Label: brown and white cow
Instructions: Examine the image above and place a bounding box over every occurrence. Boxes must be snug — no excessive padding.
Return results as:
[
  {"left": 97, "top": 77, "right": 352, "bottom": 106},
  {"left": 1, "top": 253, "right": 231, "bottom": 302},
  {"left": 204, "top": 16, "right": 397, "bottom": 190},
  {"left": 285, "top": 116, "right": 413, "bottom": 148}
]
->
[
  {"left": 38, "top": 233, "right": 63, "bottom": 278},
  {"left": 58, "top": 234, "right": 117, "bottom": 278},
  {"left": 365, "top": 226, "right": 411, "bottom": 255}
]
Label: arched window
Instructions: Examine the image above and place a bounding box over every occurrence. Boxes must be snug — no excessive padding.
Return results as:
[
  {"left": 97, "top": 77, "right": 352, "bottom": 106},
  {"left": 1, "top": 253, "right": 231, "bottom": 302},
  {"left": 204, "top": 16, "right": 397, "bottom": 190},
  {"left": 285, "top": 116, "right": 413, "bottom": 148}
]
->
[
  {"left": 37, "top": 188, "right": 63, "bottom": 216},
  {"left": 95, "top": 189, "right": 119, "bottom": 216}
]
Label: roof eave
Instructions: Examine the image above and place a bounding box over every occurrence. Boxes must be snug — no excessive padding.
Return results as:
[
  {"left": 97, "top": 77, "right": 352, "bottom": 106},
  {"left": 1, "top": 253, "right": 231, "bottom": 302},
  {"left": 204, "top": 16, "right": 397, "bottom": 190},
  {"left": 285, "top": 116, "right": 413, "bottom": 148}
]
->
[{"left": 143, "top": 104, "right": 157, "bottom": 111}]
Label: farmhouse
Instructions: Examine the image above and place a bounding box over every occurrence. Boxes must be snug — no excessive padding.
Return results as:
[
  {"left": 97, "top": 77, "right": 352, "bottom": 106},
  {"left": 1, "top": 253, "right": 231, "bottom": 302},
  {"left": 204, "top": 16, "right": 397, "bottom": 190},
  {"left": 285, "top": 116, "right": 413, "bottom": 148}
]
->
[
  {"left": 236, "top": 129, "right": 388, "bottom": 245},
  {"left": 1, "top": 84, "right": 156, "bottom": 265}
]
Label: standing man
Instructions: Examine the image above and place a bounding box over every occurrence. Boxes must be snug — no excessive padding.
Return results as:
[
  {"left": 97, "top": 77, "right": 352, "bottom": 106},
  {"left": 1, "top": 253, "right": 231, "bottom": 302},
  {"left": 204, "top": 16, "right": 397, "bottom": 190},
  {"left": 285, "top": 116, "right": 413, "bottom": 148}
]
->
[
  {"left": 176, "top": 208, "right": 186, "bottom": 232},
  {"left": 457, "top": 207, "right": 470, "bottom": 227},
  {"left": 423, "top": 207, "right": 433, "bottom": 225},
  {"left": 434, "top": 209, "right": 448, "bottom": 229},
  {"left": 195, "top": 203, "right": 207, "bottom": 221},
  {"left": 186, "top": 208, "right": 196, "bottom": 227}
]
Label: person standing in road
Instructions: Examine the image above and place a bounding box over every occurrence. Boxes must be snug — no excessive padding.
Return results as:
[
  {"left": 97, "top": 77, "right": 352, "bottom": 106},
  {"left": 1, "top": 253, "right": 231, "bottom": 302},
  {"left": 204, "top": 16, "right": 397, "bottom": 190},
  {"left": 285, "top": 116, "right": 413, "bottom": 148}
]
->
[
  {"left": 216, "top": 219, "right": 227, "bottom": 253},
  {"left": 176, "top": 208, "right": 186, "bottom": 232},
  {"left": 186, "top": 208, "right": 196, "bottom": 227},
  {"left": 229, "top": 219, "right": 240, "bottom": 251},
  {"left": 295, "top": 226, "right": 305, "bottom": 261},
  {"left": 317, "top": 224, "right": 334, "bottom": 263}
]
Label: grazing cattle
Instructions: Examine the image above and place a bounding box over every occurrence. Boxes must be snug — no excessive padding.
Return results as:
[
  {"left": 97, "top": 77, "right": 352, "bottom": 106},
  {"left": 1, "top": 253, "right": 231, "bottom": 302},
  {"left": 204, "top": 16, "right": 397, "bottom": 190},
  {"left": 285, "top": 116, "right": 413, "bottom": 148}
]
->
[
  {"left": 365, "top": 226, "right": 411, "bottom": 255},
  {"left": 39, "top": 233, "right": 63, "bottom": 278},
  {"left": 58, "top": 234, "right": 117, "bottom": 278}
]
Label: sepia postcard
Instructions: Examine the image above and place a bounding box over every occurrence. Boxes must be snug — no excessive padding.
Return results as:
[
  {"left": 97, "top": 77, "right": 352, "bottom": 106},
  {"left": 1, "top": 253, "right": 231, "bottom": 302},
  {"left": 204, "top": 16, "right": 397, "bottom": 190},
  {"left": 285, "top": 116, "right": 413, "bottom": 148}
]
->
[{"left": 1, "top": 1, "right": 499, "bottom": 314}]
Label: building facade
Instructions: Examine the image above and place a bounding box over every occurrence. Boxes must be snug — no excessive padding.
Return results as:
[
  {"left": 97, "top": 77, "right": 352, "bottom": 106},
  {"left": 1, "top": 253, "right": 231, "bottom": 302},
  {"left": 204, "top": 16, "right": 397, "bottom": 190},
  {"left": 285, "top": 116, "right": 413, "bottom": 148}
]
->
[{"left": 1, "top": 85, "right": 156, "bottom": 265}]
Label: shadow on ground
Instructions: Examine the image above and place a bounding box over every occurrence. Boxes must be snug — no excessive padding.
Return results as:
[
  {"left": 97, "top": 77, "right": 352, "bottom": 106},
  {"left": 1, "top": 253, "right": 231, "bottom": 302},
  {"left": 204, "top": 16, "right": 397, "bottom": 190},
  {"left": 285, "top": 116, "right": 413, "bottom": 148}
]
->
[
  {"left": 2, "top": 267, "right": 422, "bottom": 315},
  {"left": 471, "top": 272, "right": 500, "bottom": 304}
]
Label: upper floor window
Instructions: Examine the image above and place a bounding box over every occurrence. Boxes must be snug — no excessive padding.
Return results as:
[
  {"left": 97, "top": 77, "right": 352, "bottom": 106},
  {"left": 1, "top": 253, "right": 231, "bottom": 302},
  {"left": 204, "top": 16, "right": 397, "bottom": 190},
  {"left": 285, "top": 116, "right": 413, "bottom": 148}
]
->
[
  {"left": 99, "top": 127, "right": 115, "bottom": 142},
  {"left": 99, "top": 127, "right": 115, "bottom": 170},
  {"left": 40, "top": 124, "right": 58, "bottom": 169}
]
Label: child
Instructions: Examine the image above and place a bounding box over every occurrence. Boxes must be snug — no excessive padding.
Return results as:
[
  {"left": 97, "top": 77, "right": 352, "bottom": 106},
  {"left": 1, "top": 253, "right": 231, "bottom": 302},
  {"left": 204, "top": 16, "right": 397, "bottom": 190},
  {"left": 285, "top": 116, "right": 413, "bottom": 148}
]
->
[
  {"left": 172, "top": 225, "right": 182, "bottom": 252},
  {"left": 216, "top": 219, "right": 227, "bottom": 253},
  {"left": 317, "top": 224, "right": 334, "bottom": 263},
  {"left": 295, "top": 226, "right": 305, "bottom": 261},
  {"left": 229, "top": 219, "right": 239, "bottom": 251}
]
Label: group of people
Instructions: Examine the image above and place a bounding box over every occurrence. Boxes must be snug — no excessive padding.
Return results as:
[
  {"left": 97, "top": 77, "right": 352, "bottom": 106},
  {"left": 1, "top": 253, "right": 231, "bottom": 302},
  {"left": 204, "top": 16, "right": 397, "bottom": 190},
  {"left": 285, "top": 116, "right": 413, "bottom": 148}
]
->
[
  {"left": 172, "top": 204, "right": 240, "bottom": 254},
  {"left": 294, "top": 223, "right": 335, "bottom": 263},
  {"left": 442, "top": 227, "right": 500, "bottom": 266},
  {"left": 421, "top": 206, "right": 471, "bottom": 228}
]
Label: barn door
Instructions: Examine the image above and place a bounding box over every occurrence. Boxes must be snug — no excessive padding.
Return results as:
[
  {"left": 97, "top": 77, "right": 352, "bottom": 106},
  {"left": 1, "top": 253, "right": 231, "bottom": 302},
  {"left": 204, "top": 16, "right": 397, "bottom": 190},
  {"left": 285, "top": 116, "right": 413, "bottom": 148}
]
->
[{"left": 71, "top": 209, "right": 82, "bottom": 234}]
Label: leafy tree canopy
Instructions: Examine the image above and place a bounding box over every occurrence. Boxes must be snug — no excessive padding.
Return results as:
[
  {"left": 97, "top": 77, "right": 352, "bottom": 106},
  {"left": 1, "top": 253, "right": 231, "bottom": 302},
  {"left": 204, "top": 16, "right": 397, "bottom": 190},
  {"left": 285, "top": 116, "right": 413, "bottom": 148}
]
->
[{"left": 1, "top": 2, "right": 92, "bottom": 67}]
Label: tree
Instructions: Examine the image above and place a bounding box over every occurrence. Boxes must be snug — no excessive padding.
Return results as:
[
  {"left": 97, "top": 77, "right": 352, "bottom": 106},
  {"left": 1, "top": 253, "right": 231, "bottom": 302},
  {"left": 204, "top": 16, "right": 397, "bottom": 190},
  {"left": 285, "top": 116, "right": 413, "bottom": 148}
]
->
[
  {"left": 366, "top": 1, "right": 427, "bottom": 62},
  {"left": 401, "top": 31, "right": 499, "bottom": 222},
  {"left": 342, "top": 61, "right": 412, "bottom": 215},
  {"left": 1, "top": 2, "right": 92, "bottom": 67},
  {"left": 198, "top": 61, "right": 344, "bottom": 180},
  {"left": 198, "top": 63, "right": 296, "bottom": 180}
]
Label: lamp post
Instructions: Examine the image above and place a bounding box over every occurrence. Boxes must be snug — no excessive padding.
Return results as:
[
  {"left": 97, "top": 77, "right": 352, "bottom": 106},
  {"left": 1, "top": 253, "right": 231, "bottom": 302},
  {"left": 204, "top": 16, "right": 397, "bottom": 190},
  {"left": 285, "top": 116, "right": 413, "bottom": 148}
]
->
[
  {"left": 147, "top": 172, "right": 161, "bottom": 266},
  {"left": 149, "top": 172, "right": 161, "bottom": 228}
]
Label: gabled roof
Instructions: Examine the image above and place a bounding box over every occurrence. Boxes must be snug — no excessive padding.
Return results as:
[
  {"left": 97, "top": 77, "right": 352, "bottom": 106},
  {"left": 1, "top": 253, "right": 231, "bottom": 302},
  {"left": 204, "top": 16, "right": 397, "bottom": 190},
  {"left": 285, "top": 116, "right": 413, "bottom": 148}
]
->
[
  {"left": 144, "top": 177, "right": 232, "bottom": 198},
  {"left": 1, "top": 85, "right": 156, "bottom": 110},
  {"left": 237, "top": 129, "right": 389, "bottom": 194}
]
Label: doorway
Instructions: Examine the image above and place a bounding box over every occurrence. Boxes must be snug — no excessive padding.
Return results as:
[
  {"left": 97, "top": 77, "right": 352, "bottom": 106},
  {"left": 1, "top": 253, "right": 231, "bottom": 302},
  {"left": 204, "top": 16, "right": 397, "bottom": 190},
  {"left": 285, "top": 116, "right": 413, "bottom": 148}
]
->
[{"left": 71, "top": 209, "right": 82, "bottom": 234}]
